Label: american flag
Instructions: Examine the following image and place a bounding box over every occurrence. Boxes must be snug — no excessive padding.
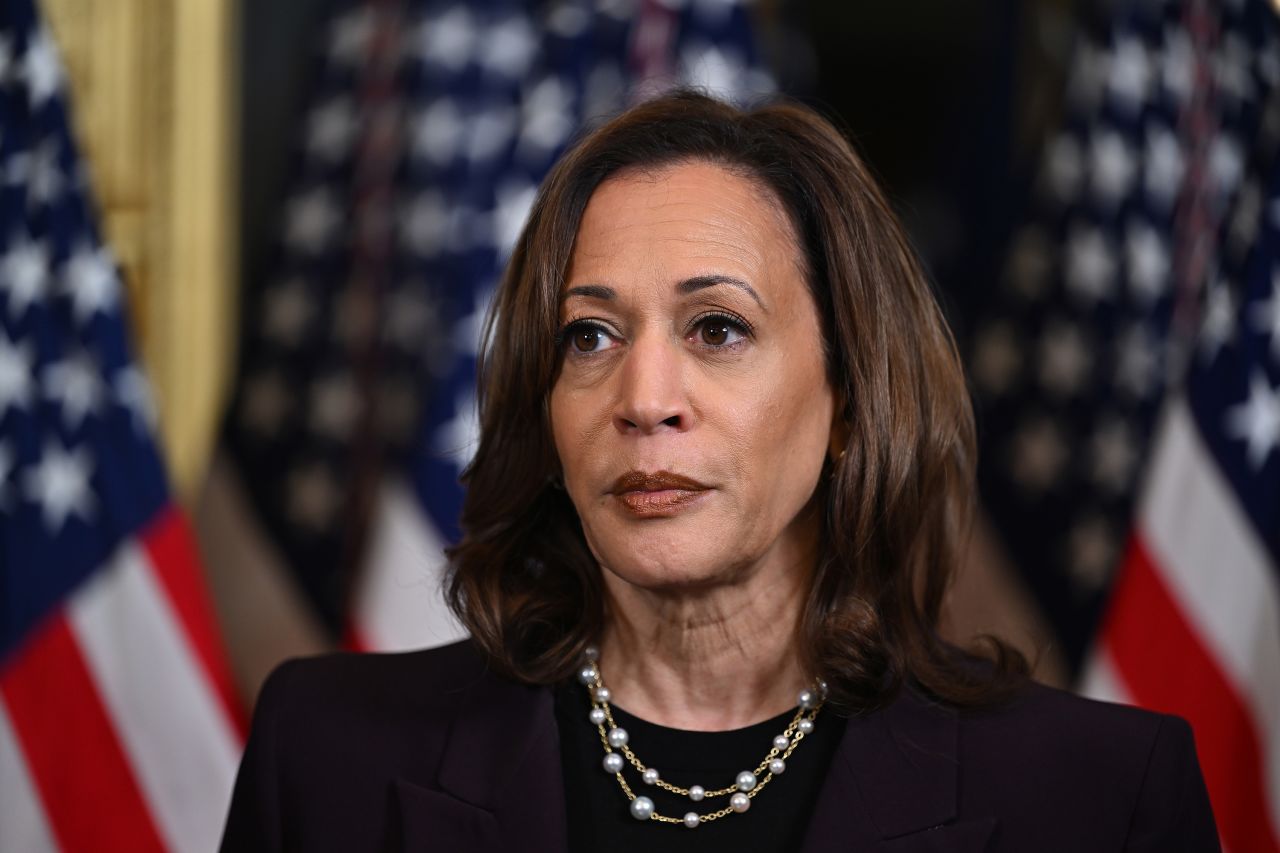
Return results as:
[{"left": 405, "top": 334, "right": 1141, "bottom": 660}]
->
[
  {"left": 224, "top": 0, "right": 774, "bottom": 651},
  {"left": 970, "top": 0, "right": 1278, "bottom": 671},
  {"left": 1082, "top": 74, "right": 1280, "bottom": 853},
  {"left": 0, "top": 1, "right": 243, "bottom": 851}
]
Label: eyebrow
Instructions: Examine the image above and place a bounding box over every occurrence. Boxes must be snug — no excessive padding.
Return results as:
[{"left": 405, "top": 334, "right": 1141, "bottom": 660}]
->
[{"left": 562, "top": 275, "right": 765, "bottom": 309}]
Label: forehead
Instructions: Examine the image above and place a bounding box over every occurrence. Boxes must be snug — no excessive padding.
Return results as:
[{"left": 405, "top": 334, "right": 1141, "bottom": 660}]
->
[{"left": 565, "top": 160, "right": 803, "bottom": 291}]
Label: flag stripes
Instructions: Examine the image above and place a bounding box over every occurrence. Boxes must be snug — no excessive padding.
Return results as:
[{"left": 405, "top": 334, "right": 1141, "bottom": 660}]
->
[
  {"left": 0, "top": 704, "right": 59, "bottom": 852},
  {"left": 69, "top": 535, "right": 241, "bottom": 852},
  {"left": 1, "top": 617, "right": 168, "bottom": 852}
]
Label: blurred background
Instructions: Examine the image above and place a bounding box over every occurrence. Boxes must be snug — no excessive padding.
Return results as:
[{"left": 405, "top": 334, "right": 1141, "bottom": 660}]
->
[{"left": 2, "top": 0, "right": 1278, "bottom": 849}]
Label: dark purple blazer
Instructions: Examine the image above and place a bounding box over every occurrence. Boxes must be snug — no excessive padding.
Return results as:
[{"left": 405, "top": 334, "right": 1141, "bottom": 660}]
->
[{"left": 219, "top": 639, "right": 1220, "bottom": 852}]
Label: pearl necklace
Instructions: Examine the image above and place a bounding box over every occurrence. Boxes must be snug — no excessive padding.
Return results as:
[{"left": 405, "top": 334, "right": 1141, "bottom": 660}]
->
[{"left": 576, "top": 646, "right": 825, "bottom": 829}]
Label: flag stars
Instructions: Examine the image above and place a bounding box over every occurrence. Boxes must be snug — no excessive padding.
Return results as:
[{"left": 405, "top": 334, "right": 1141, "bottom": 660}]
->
[
  {"left": 493, "top": 181, "right": 537, "bottom": 256},
  {"left": 1089, "top": 130, "right": 1137, "bottom": 205},
  {"left": 309, "top": 372, "right": 360, "bottom": 440},
  {"left": 1199, "top": 281, "right": 1235, "bottom": 364},
  {"left": 1159, "top": 27, "right": 1192, "bottom": 105},
  {"left": 287, "top": 461, "right": 344, "bottom": 531},
  {"left": 520, "top": 77, "right": 576, "bottom": 156},
  {"left": 307, "top": 98, "right": 359, "bottom": 163},
  {"left": 1004, "top": 226, "right": 1053, "bottom": 299},
  {"left": 1089, "top": 418, "right": 1138, "bottom": 494},
  {"left": 400, "top": 190, "right": 450, "bottom": 256},
  {"left": 1010, "top": 416, "right": 1068, "bottom": 494},
  {"left": 434, "top": 390, "right": 480, "bottom": 475},
  {"left": 114, "top": 366, "right": 157, "bottom": 434},
  {"left": 1065, "top": 226, "right": 1117, "bottom": 304},
  {"left": 971, "top": 322, "right": 1021, "bottom": 396},
  {"left": 1124, "top": 223, "right": 1170, "bottom": 306},
  {"left": 285, "top": 187, "right": 342, "bottom": 255},
  {"left": 1210, "top": 134, "right": 1244, "bottom": 201},
  {"left": 1038, "top": 323, "right": 1092, "bottom": 398},
  {"left": 328, "top": 8, "right": 374, "bottom": 65},
  {"left": 1248, "top": 273, "right": 1280, "bottom": 362},
  {"left": 1, "top": 233, "right": 50, "bottom": 319},
  {"left": 43, "top": 353, "right": 104, "bottom": 428},
  {"left": 261, "top": 278, "right": 314, "bottom": 346},
  {"left": 1143, "top": 127, "right": 1183, "bottom": 211},
  {"left": 412, "top": 98, "right": 465, "bottom": 165},
  {"left": 24, "top": 441, "right": 95, "bottom": 533},
  {"left": 681, "top": 44, "right": 747, "bottom": 101},
  {"left": 63, "top": 243, "right": 119, "bottom": 323},
  {"left": 0, "top": 331, "right": 34, "bottom": 416},
  {"left": 1115, "top": 325, "right": 1161, "bottom": 400},
  {"left": 1044, "top": 134, "right": 1084, "bottom": 201},
  {"left": 1067, "top": 516, "right": 1119, "bottom": 594},
  {"left": 19, "top": 27, "right": 62, "bottom": 107},
  {"left": 480, "top": 16, "right": 537, "bottom": 78},
  {"left": 1224, "top": 370, "right": 1280, "bottom": 470},
  {"left": 240, "top": 369, "right": 293, "bottom": 438},
  {"left": 24, "top": 139, "right": 63, "bottom": 207},
  {"left": 419, "top": 6, "right": 476, "bottom": 71},
  {"left": 1105, "top": 36, "right": 1151, "bottom": 113}
]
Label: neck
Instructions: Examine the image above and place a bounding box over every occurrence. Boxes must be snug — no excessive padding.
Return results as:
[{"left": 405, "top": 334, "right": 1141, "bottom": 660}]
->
[{"left": 596, "top": 545, "right": 815, "bottom": 732}]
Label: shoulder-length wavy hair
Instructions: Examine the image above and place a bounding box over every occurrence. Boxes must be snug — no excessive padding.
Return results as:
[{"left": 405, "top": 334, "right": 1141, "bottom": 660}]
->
[{"left": 446, "top": 89, "right": 1026, "bottom": 713}]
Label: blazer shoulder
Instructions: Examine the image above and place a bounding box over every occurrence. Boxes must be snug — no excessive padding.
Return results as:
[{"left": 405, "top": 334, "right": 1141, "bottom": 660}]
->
[
  {"left": 254, "top": 637, "right": 490, "bottom": 735},
  {"left": 954, "top": 681, "right": 1219, "bottom": 850}
]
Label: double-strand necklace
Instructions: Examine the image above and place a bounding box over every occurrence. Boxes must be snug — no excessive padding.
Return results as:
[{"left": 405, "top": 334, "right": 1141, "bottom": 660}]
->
[{"left": 576, "top": 646, "right": 825, "bottom": 829}]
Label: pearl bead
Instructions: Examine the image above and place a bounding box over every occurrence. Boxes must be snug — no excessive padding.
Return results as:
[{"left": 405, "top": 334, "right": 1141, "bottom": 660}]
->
[
  {"left": 577, "top": 665, "right": 598, "bottom": 685},
  {"left": 607, "top": 727, "right": 629, "bottom": 748},
  {"left": 584, "top": 645, "right": 600, "bottom": 662},
  {"left": 773, "top": 734, "right": 789, "bottom": 750},
  {"left": 769, "top": 758, "right": 786, "bottom": 775},
  {"left": 642, "top": 767, "right": 660, "bottom": 785},
  {"left": 683, "top": 811, "right": 700, "bottom": 829},
  {"left": 730, "top": 792, "right": 750, "bottom": 813},
  {"left": 798, "top": 718, "right": 815, "bottom": 734},
  {"left": 688, "top": 785, "right": 705, "bottom": 801},
  {"left": 798, "top": 688, "right": 817, "bottom": 709},
  {"left": 735, "top": 771, "right": 757, "bottom": 792},
  {"left": 593, "top": 686, "right": 611, "bottom": 703},
  {"left": 588, "top": 708, "right": 606, "bottom": 726},
  {"left": 630, "top": 796, "right": 655, "bottom": 821},
  {"left": 602, "top": 753, "right": 624, "bottom": 773}
]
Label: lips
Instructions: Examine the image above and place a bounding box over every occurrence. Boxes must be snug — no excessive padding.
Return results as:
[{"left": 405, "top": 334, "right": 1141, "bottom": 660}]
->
[{"left": 609, "top": 470, "right": 710, "bottom": 517}]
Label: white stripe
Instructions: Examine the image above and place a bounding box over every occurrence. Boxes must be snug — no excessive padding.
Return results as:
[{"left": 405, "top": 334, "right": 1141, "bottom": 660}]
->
[
  {"left": 1077, "top": 644, "right": 1132, "bottom": 706},
  {"left": 353, "top": 478, "right": 466, "bottom": 652},
  {"left": 0, "top": 700, "right": 59, "bottom": 852},
  {"left": 1137, "top": 399, "right": 1280, "bottom": 831},
  {"left": 68, "top": 540, "right": 241, "bottom": 853}
]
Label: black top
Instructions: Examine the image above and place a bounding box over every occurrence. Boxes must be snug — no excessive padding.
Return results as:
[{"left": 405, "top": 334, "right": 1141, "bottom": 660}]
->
[
  {"left": 219, "top": 641, "right": 1221, "bottom": 852},
  {"left": 555, "top": 680, "right": 846, "bottom": 853}
]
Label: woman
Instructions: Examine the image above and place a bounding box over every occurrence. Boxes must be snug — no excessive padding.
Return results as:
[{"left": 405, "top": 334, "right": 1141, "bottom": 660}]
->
[{"left": 221, "top": 91, "right": 1219, "bottom": 852}]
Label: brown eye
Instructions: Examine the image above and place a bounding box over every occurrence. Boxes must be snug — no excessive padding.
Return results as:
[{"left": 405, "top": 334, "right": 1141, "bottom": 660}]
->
[
  {"left": 574, "top": 329, "right": 603, "bottom": 352},
  {"left": 701, "top": 322, "right": 730, "bottom": 346},
  {"left": 693, "top": 314, "right": 748, "bottom": 347}
]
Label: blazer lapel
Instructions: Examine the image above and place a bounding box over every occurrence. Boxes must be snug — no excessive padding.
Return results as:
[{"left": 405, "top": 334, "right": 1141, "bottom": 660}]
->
[
  {"left": 395, "top": 673, "right": 567, "bottom": 853},
  {"left": 801, "top": 687, "right": 997, "bottom": 853}
]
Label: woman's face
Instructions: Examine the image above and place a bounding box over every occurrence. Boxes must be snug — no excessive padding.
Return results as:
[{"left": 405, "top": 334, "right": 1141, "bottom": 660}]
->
[{"left": 549, "top": 161, "right": 841, "bottom": 592}]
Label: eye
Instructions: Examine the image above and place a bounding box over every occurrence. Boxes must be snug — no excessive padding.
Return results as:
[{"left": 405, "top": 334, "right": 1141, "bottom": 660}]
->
[
  {"left": 559, "top": 320, "right": 617, "bottom": 355},
  {"left": 691, "top": 313, "right": 750, "bottom": 347}
]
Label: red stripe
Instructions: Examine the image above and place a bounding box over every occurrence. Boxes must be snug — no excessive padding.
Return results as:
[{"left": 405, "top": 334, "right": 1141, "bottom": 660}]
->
[
  {"left": 1102, "top": 534, "right": 1280, "bottom": 853},
  {"left": 140, "top": 505, "right": 248, "bottom": 737},
  {"left": 0, "top": 614, "right": 167, "bottom": 852}
]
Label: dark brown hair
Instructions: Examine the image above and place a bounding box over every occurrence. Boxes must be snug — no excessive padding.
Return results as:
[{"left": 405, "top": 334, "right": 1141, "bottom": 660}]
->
[{"left": 446, "top": 89, "right": 1027, "bottom": 713}]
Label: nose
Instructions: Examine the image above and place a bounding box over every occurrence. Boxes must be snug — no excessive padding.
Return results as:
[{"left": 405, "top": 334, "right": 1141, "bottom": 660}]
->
[{"left": 612, "top": 333, "right": 692, "bottom": 435}]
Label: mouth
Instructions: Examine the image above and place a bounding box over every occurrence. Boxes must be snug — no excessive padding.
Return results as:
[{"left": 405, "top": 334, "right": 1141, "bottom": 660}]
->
[{"left": 608, "top": 470, "right": 711, "bottom": 518}]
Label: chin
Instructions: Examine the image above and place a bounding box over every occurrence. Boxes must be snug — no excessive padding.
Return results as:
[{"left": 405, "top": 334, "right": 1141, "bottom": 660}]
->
[{"left": 584, "top": 519, "right": 748, "bottom": 593}]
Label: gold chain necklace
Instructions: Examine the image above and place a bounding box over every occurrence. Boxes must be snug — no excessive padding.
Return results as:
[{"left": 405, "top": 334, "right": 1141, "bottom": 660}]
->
[{"left": 577, "top": 647, "right": 825, "bottom": 829}]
